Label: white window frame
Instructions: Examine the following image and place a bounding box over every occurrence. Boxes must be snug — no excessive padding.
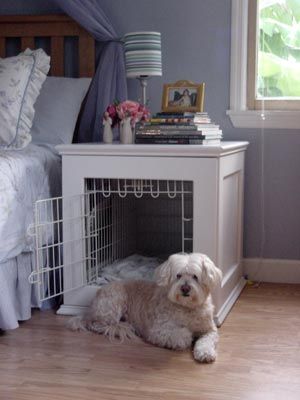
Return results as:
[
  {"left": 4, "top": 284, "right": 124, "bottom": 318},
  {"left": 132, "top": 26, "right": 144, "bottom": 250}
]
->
[{"left": 227, "top": 0, "right": 300, "bottom": 130}]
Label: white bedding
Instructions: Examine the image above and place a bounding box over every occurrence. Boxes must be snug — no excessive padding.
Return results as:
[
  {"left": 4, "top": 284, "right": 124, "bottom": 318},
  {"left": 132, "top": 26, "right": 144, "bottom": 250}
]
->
[
  {"left": 0, "top": 143, "right": 61, "bottom": 263},
  {"left": 0, "top": 252, "right": 40, "bottom": 330},
  {"left": 96, "top": 254, "right": 162, "bottom": 285}
]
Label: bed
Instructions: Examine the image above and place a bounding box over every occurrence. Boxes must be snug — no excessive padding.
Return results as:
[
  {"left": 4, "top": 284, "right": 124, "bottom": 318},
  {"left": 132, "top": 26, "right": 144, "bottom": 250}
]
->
[{"left": 0, "top": 15, "right": 95, "bottom": 330}]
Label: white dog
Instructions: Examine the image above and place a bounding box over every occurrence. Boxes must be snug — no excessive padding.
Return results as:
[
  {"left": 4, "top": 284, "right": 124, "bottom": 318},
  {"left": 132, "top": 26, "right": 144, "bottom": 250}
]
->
[{"left": 68, "top": 253, "right": 222, "bottom": 362}]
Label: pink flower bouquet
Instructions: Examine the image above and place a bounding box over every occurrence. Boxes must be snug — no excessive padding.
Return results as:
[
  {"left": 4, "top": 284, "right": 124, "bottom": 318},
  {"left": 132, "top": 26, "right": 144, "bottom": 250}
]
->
[
  {"left": 104, "top": 100, "right": 120, "bottom": 127},
  {"left": 104, "top": 100, "right": 150, "bottom": 128}
]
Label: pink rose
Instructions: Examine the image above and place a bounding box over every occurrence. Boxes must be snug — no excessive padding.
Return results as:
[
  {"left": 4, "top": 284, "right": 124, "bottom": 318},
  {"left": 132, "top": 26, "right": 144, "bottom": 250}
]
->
[
  {"left": 121, "top": 100, "right": 140, "bottom": 114},
  {"left": 106, "top": 104, "right": 117, "bottom": 119},
  {"left": 116, "top": 104, "right": 125, "bottom": 120}
]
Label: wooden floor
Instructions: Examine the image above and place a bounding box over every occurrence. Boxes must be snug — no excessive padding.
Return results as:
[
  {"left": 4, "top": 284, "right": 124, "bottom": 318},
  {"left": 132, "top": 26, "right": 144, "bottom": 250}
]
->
[{"left": 1, "top": 283, "right": 300, "bottom": 400}]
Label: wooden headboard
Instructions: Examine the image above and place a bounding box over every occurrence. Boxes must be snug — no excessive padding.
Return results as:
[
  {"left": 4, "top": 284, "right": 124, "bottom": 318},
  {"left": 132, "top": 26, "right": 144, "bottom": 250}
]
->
[{"left": 0, "top": 15, "right": 95, "bottom": 77}]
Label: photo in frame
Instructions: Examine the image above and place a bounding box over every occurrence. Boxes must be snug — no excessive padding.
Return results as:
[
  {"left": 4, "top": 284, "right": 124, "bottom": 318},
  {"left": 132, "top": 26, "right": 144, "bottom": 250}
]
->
[{"left": 161, "top": 80, "right": 205, "bottom": 113}]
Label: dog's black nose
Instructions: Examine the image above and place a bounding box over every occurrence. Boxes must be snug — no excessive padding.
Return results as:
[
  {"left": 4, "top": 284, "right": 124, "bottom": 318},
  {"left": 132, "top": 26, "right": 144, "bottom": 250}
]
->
[{"left": 181, "top": 284, "right": 191, "bottom": 295}]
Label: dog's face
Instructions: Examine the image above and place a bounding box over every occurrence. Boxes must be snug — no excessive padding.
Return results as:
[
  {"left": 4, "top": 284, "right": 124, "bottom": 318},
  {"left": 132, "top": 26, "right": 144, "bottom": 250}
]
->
[{"left": 155, "top": 253, "right": 222, "bottom": 309}]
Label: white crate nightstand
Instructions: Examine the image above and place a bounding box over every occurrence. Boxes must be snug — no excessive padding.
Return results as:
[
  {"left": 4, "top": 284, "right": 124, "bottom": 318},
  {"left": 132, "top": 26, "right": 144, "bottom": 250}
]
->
[{"left": 31, "top": 142, "right": 249, "bottom": 326}]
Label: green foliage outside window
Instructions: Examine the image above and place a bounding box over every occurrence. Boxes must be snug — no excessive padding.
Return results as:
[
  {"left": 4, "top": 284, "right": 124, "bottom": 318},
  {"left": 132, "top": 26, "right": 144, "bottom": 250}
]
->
[{"left": 258, "top": 0, "right": 300, "bottom": 98}]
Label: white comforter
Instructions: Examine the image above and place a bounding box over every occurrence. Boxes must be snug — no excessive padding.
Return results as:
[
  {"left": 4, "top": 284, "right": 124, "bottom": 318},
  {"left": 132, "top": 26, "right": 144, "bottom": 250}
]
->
[{"left": 0, "top": 144, "right": 61, "bottom": 263}]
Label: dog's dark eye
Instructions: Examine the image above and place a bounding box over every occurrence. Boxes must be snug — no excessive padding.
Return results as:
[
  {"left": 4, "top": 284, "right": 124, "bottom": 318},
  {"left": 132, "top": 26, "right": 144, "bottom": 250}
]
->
[
  {"left": 193, "top": 274, "right": 198, "bottom": 281},
  {"left": 176, "top": 274, "right": 182, "bottom": 279}
]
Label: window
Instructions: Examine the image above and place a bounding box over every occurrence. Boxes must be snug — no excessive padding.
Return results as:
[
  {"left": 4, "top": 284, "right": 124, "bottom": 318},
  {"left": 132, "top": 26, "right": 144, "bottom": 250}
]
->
[
  {"left": 248, "top": 0, "right": 300, "bottom": 110},
  {"left": 227, "top": 0, "right": 300, "bottom": 129}
]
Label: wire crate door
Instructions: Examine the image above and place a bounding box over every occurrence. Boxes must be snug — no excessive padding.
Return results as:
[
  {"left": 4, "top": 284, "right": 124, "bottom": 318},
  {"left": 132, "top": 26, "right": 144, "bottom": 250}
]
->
[{"left": 29, "top": 193, "right": 96, "bottom": 301}]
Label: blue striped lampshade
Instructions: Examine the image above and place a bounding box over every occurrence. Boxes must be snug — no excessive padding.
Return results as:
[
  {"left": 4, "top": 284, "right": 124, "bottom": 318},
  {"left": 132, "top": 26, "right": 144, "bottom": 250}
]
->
[{"left": 124, "top": 31, "right": 162, "bottom": 78}]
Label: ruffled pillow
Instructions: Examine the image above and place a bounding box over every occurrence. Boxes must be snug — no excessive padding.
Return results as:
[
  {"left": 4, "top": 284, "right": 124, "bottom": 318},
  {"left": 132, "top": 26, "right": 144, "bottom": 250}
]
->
[{"left": 0, "top": 48, "right": 50, "bottom": 149}]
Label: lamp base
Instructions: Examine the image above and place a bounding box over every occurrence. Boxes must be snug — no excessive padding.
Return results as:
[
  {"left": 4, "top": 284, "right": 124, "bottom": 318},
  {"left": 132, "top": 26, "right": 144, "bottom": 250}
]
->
[{"left": 137, "top": 76, "right": 149, "bottom": 106}]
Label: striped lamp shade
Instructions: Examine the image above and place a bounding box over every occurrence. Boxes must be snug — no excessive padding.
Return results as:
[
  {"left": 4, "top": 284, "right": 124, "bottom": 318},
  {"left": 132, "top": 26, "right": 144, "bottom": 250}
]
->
[{"left": 124, "top": 31, "right": 162, "bottom": 78}]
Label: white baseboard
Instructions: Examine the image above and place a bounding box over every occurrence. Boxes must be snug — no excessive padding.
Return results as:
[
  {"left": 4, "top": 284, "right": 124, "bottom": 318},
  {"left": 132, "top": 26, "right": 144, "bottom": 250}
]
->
[
  {"left": 243, "top": 258, "right": 300, "bottom": 284},
  {"left": 214, "top": 277, "right": 246, "bottom": 327},
  {"left": 57, "top": 304, "right": 88, "bottom": 316}
]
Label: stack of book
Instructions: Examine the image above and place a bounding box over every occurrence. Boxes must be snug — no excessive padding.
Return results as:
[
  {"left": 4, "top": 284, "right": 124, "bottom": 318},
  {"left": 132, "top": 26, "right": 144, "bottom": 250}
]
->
[{"left": 135, "top": 112, "right": 222, "bottom": 145}]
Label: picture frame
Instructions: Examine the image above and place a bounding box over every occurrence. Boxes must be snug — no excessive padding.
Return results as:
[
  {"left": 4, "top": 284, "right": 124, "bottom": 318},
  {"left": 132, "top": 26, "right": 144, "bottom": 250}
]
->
[{"left": 161, "top": 80, "right": 205, "bottom": 113}]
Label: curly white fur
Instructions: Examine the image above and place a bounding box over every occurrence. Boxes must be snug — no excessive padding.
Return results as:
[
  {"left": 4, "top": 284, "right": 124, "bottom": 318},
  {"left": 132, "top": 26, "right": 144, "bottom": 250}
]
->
[{"left": 68, "top": 253, "right": 222, "bottom": 363}]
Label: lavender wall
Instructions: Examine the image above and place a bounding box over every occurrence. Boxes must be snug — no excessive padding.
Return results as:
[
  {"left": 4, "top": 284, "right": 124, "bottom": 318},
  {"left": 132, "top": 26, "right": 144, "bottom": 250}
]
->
[{"left": 2, "top": 0, "right": 300, "bottom": 259}]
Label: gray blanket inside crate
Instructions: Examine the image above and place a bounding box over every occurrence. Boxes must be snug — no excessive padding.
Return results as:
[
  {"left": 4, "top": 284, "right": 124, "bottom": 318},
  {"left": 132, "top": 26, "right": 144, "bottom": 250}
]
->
[{"left": 96, "top": 254, "right": 162, "bottom": 285}]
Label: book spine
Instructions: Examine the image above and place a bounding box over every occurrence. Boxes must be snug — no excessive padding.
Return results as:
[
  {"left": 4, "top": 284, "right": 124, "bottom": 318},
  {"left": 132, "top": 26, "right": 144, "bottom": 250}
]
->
[
  {"left": 135, "top": 138, "right": 218, "bottom": 145},
  {"left": 193, "top": 118, "right": 211, "bottom": 122},
  {"left": 155, "top": 113, "right": 185, "bottom": 117},
  {"left": 139, "top": 124, "right": 220, "bottom": 131},
  {"left": 140, "top": 124, "right": 198, "bottom": 130},
  {"left": 155, "top": 112, "right": 197, "bottom": 117},
  {"left": 149, "top": 118, "right": 193, "bottom": 124},
  {"left": 135, "top": 134, "right": 210, "bottom": 140},
  {"left": 197, "top": 129, "right": 222, "bottom": 134},
  {"left": 197, "top": 127, "right": 221, "bottom": 131},
  {"left": 136, "top": 129, "right": 222, "bottom": 136}
]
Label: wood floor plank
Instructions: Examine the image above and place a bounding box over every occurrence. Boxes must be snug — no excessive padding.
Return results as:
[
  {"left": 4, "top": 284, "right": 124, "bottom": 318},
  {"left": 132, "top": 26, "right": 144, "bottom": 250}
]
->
[{"left": 0, "top": 283, "right": 299, "bottom": 400}]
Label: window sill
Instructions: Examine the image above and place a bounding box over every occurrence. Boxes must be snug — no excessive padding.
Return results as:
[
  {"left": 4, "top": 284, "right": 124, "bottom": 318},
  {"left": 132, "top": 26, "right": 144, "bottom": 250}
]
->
[{"left": 227, "top": 110, "right": 300, "bottom": 130}]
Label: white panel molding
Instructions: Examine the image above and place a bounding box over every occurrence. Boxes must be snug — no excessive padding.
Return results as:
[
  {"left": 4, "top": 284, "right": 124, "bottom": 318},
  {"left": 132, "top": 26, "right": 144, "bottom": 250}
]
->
[
  {"left": 243, "top": 258, "right": 300, "bottom": 284},
  {"left": 227, "top": 0, "right": 300, "bottom": 130},
  {"left": 214, "top": 277, "right": 246, "bottom": 327},
  {"left": 57, "top": 305, "right": 87, "bottom": 316},
  {"left": 227, "top": 110, "right": 300, "bottom": 130},
  {"left": 229, "top": 0, "right": 248, "bottom": 111}
]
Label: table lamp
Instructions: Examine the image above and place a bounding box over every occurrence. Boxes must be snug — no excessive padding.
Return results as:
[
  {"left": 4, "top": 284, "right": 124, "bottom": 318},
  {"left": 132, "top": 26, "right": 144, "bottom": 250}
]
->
[{"left": 124, "top": 31, "right": 162, "bottom": 105}]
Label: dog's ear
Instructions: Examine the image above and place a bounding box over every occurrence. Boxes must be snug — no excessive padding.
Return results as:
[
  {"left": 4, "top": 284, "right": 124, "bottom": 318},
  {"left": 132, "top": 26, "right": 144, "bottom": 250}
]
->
[
  {"left": 155, "top": 259, "right": 172, "bottom": 286},
  {"left": 155, "top": 254, "right": 183, "bottom": 286},
  {"left": 201, "top": 255, "right": 222, "bottom": 290}
]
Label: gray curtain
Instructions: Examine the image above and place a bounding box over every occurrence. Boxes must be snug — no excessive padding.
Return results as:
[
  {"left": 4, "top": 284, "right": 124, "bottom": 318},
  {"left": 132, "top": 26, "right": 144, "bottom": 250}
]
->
[{"left": 55, "top": 0, "right": 127, "bottom": 142}]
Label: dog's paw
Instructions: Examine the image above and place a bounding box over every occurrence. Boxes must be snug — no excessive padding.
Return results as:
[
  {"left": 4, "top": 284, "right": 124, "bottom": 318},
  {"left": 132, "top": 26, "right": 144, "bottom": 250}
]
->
[
  {"left": 66, "top": 316, "right": 87, "bottom": 331},
  {"left": 193, "top": 345, "right": 216, "bottom": 363}
]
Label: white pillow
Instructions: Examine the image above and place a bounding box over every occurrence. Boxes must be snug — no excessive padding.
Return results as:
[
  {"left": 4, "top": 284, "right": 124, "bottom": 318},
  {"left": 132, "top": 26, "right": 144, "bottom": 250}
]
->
[
  {"left": 0, "top": 49, "right": 50, "bottom": 149},
  {"left": 31, "top": 77, "right": 91, "bottom": 145}
]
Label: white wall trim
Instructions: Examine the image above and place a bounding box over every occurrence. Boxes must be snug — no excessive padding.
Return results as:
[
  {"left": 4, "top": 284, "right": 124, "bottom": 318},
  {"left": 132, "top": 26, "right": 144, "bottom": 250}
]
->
[
  {"left": 227, "top": 110, "right": 300, "bottom": 130},
  {"left": 243, "top": 258, "right": 300, "bottom": 284},
  {"left": 57, "top": 305, "right": 87, "bottom": 316},
  {"left": 215, "top": 277, "right": 246, "bottom": 327},
  {"left": 227, "top": 0, "right": 300, "bottom": 130},
  {"left": 229, "top": 0, "right": 248, "bottom": 111}
]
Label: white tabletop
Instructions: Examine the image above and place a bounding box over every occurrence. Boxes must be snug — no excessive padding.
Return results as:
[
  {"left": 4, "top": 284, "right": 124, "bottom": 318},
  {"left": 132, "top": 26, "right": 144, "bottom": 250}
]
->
[{"left": 56, "top": 141, "right": 249, "bottom": 158}]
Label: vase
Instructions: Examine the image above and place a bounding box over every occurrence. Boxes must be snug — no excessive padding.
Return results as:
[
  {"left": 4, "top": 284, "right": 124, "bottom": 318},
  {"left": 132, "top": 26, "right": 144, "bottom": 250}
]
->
[
  {"left": 120, "top": 117, "right": 133, "bottom": 144},
  {"left": 103, "top": 123, "right": 113, "bottom": 144}
]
